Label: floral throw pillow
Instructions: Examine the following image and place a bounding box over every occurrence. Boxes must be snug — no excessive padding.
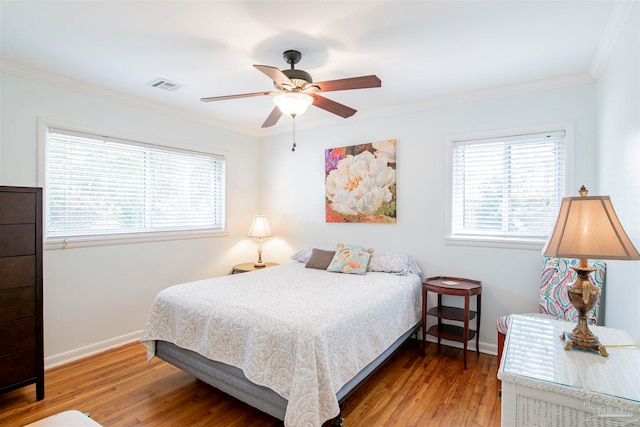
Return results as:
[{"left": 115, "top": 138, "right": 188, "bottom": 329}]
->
[{"left": 327, "top": 243, "right": 374, "bottom": 274}]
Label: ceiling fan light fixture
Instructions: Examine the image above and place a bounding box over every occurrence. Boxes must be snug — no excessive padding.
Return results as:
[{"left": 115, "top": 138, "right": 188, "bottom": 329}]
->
[
  {"left": 273, "top": 93, "right": 313, "bottom": 118},
  {"left": 201, "top": 50, "right": 381, "bottom": 128}
]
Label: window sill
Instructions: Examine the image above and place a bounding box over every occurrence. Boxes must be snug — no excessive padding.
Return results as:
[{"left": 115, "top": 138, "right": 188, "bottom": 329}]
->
[
  {"left": 445, "top": 236, "right": 545, "bottom": 251},
  {"left": 44, "top": 229, "right": 229, "bottom": 250}
]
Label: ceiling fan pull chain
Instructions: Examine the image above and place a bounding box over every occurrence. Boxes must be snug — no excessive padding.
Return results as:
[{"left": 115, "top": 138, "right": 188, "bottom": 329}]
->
[{"left": 291, "top": 115, "right": 297, "bottom": 152}]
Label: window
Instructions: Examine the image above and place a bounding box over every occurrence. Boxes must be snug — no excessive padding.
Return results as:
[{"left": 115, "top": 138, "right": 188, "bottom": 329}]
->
[
  {"left": 448, "top": 125, "right": 571, "bottom": 248},
  {"left": 42, "top": 127, "right": 225, "bottom": 246}
]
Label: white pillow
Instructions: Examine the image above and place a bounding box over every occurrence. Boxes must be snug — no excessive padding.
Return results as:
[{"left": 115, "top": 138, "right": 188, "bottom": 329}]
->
[
  {"left": 290, "top": 247, "right": 313, "bottom": 263},
  {"left": 368, "top": 252, "right": 423, "bottom": 277},
  {"left": 290, "top": 245, "right": 335, "bottom": 263},
  {"left": 292, "top": 247, "right": 423, "bottom": 278}
]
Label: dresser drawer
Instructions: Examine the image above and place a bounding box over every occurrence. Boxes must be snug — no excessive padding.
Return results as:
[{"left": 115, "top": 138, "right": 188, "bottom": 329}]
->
[
  {"left": 0, "top": 186, "right": 43, "bottom": 400},
  {"left": 0, "top": 192, "right": 36, "bottom": 224},
  {"left": 0, "top": 287, "right": 35, "bottom": 322},
  {"left": 0, "top": 256, "right": 35, "bottom": 291},
  {"left": 0, "top": 349, "right": 36, "bottom": 389},
  {"left": 0, "top": 318, "right": 36, "bottom": 355},
  {"left": 0, "top": 224, "right": 35, "bottom": 257}
]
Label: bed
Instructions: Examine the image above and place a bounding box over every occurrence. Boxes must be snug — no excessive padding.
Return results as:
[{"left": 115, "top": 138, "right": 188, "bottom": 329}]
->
[{"left": 140, "top": 248, "right": 423, "bottom": 427}]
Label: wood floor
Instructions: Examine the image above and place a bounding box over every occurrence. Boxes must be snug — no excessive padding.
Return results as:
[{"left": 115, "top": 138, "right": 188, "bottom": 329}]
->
[{"left": 0, "top": 340, "right": 501, "bottom": 427}]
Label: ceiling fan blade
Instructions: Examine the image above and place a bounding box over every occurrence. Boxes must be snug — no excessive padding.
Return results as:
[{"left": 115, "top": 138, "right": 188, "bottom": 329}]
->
[
  {"left": 254, "top": 65, "right": 295, "bottom": 89},
  {"left": 313, "top": 75, "right": 381, "bottom": 93},
  {"left": 261, "top": 106, "right": 283, "bottom": 128},
  {"left": 200, "top": 91, "right": 273, "bottom": 102},
  {"left": 312, "top": 94, "right": 357, "bottom": 118}
]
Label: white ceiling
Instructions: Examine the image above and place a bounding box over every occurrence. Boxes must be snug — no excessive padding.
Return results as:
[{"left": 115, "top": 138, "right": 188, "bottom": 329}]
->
[{"left": 0, "top": 1, "right": 619, "bottom": 134}]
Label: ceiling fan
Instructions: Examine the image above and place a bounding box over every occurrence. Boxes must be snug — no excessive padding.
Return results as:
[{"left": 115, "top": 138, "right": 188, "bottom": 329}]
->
[{"left": 200, "top": 50, "right": 382, "bottom": 128}]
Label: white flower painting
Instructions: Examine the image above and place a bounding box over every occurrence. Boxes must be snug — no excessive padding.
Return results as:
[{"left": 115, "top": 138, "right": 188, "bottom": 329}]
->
[{"left": 325, "top": 140, "right": 397, "bottom": 223}]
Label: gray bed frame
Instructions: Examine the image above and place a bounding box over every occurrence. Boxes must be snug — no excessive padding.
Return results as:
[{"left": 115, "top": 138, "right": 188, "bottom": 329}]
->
[{"left": 155, "top": 322, "right": 420, "bottom": 424}]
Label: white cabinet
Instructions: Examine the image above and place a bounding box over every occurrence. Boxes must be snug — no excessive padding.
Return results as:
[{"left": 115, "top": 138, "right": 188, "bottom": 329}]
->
[{"left": 498, "top": 315, "right": 640, "bottom": 426}]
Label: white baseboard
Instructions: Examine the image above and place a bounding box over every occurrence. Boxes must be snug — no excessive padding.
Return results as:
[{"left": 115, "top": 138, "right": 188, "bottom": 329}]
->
[
  {"left": 420, "top": 334, "right": 499, "bottom": 357},
  {"left": 44, "top": 329, "right": 499, "bottom": 370},
  {"left": 45, "top": 330, "right": 142, "bottom": 369}
]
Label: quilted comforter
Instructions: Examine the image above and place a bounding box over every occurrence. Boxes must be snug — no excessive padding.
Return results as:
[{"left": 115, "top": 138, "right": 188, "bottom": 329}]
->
[{"left": 140, "top": 262, "right": 422, "bottom": 427}]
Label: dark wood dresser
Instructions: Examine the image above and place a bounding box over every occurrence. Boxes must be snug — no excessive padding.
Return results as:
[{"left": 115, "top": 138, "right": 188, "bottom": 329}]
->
[{"left": 0, "top": 186, "right": 44, "bottom": 400}]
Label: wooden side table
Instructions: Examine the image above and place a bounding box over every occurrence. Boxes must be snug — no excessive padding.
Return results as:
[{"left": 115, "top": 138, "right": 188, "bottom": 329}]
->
[
  {"left": 421, "top": 276, "right": 482, "bottom": 369},
  {"left": 231, "top": 262, "right": 278, "bottom": 274}
]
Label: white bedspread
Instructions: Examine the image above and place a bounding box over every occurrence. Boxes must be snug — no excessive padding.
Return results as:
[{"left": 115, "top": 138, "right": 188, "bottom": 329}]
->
[{"left": 140, "top": 262, "right": 422, "bottom": 427}]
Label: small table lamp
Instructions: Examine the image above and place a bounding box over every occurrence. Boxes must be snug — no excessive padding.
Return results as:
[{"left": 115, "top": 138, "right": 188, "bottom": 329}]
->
[
  {"left": 543, "top": 186, "right": 640, "bottom": 356},
  {"left": 247, "top": 215, "right": 274, "bottom": 267}
]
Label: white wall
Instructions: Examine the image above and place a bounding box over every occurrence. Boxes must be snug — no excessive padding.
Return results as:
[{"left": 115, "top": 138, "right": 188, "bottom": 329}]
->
[
  {"left": 596, "top": 2, "right": 640, "bottom": 342},
  {"left": 3, "top": 5, "right": 638, "bottom": 364},
  {"left": 0, "top": 71, "right": 262, "bottom": 364},
  {"left": 260, "top": 83, "right": 599, "bottom": 353}
]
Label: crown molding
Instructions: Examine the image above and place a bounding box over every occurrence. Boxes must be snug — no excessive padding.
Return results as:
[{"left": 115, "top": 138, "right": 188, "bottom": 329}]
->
[
  {"left": 590, "top": 0, "right": 636, "bottom": 80},
  {"left": 264, "top": 73, "right": 596, "bottom": 136},
  {"left": 0, "top": 60, "right": 261, "bottom": 137},
  {"left": 362, "top": 73, "right": 596, "bottom": 119},
  {"left": 2, "top": 60, "right": 595, "bottom": 139}
]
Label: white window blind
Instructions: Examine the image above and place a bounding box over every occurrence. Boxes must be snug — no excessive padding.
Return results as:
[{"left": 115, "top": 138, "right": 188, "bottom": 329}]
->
[
  {"left": 45, "top": 129, "right": 225, "bottom": 240},
  {"left": 451, "top": 130, "right": 566, "bottom": 242}
]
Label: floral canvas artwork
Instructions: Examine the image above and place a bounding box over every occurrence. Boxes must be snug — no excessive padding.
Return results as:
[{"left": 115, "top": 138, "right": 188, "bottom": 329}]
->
[{"left": 325, "top": 140, "right": 396, "bottom": 223}]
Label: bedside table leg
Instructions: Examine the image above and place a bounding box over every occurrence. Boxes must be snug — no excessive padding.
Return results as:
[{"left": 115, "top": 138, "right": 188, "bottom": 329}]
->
[
  {"left": 463, "top": 295, "right": 469, "bottom": 370},
  {"left": 476, "top": 293, "right": 481, "bottom": 356},
  {"left": 421, "top": 289, "right": 427, "bottom": 356}
]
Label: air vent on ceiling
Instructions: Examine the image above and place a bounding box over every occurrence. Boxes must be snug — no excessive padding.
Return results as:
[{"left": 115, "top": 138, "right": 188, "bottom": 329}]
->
[{"left": 147, "top": 78, "right": 184, "bottom": 92}]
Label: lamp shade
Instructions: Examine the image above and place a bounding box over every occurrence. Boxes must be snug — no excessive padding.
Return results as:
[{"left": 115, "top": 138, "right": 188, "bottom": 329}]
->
[
  {"left": 247, "top": 215, "right": 274, "bottom": 238},
  {"left": 543, "top": 195, "right": 640, "bottom": 260},
  {"left": 273, "top": 93, "right": 313, "bottom": 117}
]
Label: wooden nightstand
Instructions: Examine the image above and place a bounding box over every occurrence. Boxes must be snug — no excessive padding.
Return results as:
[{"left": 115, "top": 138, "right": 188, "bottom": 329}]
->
[
  {"left": 421, "top": 276, "right": 482, "bottom": 369},
  {"left": 231, "top": 262, "right": 279, "bottom": 274}
]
